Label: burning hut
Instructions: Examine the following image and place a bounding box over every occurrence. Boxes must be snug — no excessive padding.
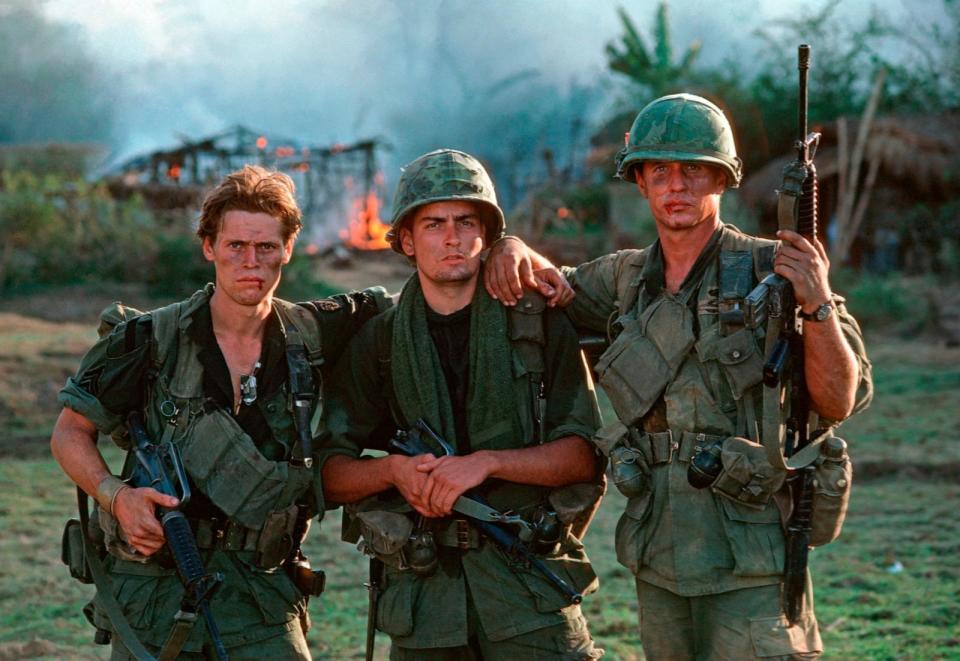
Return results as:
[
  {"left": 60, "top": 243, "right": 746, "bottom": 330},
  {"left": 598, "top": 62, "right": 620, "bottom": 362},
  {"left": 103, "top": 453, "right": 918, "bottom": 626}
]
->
[{"left": 104, "top": 126, "right": 393, "bottom": 251}]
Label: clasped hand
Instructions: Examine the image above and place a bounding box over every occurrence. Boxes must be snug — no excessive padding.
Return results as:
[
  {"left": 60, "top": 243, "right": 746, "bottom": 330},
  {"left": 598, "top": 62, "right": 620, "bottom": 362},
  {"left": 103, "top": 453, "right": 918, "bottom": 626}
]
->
[{"left": 392, "top": 452, "right": 497, "bottom": 518}]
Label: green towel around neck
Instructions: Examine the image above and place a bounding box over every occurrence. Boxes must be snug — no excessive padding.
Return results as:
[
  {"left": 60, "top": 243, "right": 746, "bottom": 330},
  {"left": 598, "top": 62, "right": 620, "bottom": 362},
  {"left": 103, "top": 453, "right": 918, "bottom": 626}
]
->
[{"left": 391, "top": 268, "right": 522, "bottom": 454}]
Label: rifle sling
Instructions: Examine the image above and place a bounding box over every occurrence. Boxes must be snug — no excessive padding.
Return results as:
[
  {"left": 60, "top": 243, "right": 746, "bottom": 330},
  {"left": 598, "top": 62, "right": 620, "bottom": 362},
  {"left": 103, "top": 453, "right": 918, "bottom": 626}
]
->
[
  {"left": 157, "top": 610, "right": 198, "bottom": 661},
  {"left": 77, "top": 488, "right": 158, "bottom": 661}
]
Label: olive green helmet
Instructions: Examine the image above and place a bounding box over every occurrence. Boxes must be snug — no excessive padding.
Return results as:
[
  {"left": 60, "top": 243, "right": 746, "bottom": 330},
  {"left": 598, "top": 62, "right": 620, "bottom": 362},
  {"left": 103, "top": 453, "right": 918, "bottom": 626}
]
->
[
  {"left": 387, "top": 149, "right": 505, "bottom": 253},
  {"left": 615, "top": 93, "right": 743, "bottom": 188}
]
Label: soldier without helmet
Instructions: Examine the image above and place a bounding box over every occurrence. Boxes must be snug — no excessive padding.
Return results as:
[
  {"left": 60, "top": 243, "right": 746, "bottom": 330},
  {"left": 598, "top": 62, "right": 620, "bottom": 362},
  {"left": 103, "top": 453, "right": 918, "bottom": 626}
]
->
[{"left": 52, "top": 165, "right": 392, "bottom": 659}]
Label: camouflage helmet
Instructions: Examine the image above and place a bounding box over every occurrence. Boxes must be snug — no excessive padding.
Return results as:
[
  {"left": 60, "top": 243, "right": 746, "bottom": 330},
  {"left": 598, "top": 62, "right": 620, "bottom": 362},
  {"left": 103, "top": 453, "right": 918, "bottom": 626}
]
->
[
  {"left": 387, "top": 149, "right": 505, "bottom": 253},
  {"left": 615, "top": 93, "right": 742, "bottom": 188}
]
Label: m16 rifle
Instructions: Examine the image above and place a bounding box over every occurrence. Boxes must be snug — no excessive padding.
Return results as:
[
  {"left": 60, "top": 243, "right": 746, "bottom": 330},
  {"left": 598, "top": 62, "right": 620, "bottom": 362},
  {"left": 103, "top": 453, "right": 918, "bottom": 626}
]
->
[
  {"left": 390, "top": 418, "right": 583, "bottom": 605},
  {"left": 742, "top": 44, "right": 821, "bottom": 626},
  {"left": 127, "top": 411, "right": 229, "bottom": 661}
]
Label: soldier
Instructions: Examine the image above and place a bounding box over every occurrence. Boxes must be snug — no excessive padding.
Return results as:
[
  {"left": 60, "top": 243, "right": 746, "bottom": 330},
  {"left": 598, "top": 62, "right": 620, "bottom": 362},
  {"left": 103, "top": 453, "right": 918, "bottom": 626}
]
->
[
  {"left": 51, "top": 165, "right": 391, "bottom": 660},
  {"left": 486, "top": 94, "right": 873, "bottom": 659},
  {"left": 319, "top": 149, "right": 605, "bottom": 660}
]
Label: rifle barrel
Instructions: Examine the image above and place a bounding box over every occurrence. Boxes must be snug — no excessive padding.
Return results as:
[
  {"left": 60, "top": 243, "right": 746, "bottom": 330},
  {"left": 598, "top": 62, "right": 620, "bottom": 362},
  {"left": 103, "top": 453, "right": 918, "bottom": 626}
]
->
[{"left": 798, "top": 44, "right": 810, "bottom": 151}]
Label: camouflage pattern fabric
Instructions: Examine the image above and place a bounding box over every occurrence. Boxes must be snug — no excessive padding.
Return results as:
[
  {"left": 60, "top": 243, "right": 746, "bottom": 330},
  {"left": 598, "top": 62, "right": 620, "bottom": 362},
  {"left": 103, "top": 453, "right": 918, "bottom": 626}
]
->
[
  {"left": 387, "top": 149, "right": 505, "bottom": 252},
  {"left": 615, "top": 93, "right": 743, "bottom": 187}
]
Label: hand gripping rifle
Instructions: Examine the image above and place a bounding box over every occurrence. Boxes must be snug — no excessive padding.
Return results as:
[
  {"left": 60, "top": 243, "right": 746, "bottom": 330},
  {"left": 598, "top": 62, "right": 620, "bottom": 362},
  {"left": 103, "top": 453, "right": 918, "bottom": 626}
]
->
[
  {"left": 127, "top": 411, "right": 229, "bottom": 661},
  {"left": 742, "top": 44, "right": 820, "bottom": 626},
  {"left": 390, "top": 418, "right": 583, "bottom": 605}
]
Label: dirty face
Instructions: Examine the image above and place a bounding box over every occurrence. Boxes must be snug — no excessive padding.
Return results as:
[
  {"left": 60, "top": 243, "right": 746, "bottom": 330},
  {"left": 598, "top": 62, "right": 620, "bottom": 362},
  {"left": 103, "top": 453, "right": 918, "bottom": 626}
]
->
[
  {"left": 202, "top": 210, "right": 293, "bottom": 307},
  {"left": 636, "top": 161, "right": 726, "bottom": 233},
  {"left": 400, "top": 200, "right": 485, "bottom": 286}
]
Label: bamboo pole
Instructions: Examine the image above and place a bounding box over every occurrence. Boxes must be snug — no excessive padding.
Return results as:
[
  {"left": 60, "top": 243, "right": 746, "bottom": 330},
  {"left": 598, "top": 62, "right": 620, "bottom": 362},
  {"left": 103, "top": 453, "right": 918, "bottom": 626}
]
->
[{"left": 832, "top": 68, "right": 886, "bottom": 264}]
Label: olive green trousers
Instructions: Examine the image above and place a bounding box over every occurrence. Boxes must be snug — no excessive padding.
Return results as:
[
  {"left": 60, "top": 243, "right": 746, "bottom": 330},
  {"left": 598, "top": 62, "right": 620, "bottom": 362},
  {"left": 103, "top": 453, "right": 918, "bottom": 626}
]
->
[
  {"left": 635, "top": 578, "right": 822, "bottom": 660},
  {"left": 109, "top": 624, "right": 311, "bottom": 661},
  {"left": 389, "top": 601, "right": 602, "bottom": 661}
]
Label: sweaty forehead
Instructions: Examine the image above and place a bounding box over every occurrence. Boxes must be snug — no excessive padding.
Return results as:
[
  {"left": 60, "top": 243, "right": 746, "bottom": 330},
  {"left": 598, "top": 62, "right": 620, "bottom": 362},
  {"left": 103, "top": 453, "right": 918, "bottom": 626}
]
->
[{"left": 218, "top": 209, "right": 285, "bottom": 241}]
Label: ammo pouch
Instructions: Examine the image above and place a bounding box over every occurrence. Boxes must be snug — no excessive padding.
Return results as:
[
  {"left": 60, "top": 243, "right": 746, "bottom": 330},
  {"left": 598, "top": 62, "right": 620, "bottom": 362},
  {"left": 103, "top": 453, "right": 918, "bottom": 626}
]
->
[
  {"left": 61, "top": 519, "right": 94, "bottom": 584},
  {"left": 254, "top": 504, "right": 303, "bottom": 568},
  {"left": 355, "top": 510, "right": 415, "bottom": 570},
  {"left": 595, "top": 296, "right": 695, "bottom": 427},
  {"left": 809, "top": 437, "right": 853, "bottom": 547},
  {"left": 712, "top": 436, "right": 786, "bottom": 508}
]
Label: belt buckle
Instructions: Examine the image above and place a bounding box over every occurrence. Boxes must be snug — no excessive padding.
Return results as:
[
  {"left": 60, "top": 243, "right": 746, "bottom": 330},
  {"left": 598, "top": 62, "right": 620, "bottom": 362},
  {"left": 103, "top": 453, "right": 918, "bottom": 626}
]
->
[
  {"left": 666, "top": 430, "right": 679, "bottom": 463},
  {"left": 455, "top": 519, "right": 470, "bottom": 550}
]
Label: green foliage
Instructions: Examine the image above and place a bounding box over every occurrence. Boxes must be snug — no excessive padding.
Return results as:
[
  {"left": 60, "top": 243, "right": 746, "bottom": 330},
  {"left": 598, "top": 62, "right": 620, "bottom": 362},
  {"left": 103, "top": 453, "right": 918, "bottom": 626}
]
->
[
  {"left": 605, "top": 3, "right": 701, "bottom": 98},
  {"left": 604, "top": 1, "right": 960, "bottom": 175},
  {"left": 0, "top": 171, "right": 179, "bottom": 291},
  {"left": 831, "top": 270, "right": 947, "bottom": 337}
]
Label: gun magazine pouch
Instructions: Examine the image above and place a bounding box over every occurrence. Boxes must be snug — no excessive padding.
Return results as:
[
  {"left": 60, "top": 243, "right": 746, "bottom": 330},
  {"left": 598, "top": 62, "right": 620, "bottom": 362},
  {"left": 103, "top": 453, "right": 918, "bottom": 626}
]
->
[{"left": 61, "top": 519, "right": 94, "bottom": 584}]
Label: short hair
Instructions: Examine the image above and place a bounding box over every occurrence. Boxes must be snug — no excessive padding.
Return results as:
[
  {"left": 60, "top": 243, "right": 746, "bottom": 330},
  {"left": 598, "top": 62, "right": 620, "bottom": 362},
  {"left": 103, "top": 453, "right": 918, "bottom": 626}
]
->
[{"left": 197, "top": 165, "right": 302, "bottom": 243}]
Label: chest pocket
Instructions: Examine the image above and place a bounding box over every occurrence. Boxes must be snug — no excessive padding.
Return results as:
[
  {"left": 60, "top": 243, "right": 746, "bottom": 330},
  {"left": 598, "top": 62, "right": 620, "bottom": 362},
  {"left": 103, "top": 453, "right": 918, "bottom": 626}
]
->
[
  {"left": 697, "top": 326, "right": 765, "bottom": 402},
  {"left": 595, "top": 296, "right": 695, "bottom": 427}
]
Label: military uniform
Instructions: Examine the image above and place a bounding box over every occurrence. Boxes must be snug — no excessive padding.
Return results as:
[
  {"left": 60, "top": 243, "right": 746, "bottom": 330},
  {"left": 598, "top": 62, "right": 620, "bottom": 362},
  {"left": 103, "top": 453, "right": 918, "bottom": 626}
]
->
[
  {"left": 563, "top": 224, "right": 872, "bottom": 658},
  {"left": 320, "top": 271, "right": 604, "bottom": 659},
  {"left": 59, "top": 284, "right": 388, "bottom": 659}
]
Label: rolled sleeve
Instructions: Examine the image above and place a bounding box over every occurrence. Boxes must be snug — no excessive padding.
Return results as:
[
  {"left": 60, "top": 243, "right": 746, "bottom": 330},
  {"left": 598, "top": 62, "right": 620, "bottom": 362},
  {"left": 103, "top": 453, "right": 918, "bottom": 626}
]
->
[
  {"left": 834, "top": 295, "right": 874, "bottom": 418},
  {"left": 58, "top": 316, "right": 153, "bottom": 435},
  {"left": 563, "top": 250, "right": 644, "bottom": 333}
]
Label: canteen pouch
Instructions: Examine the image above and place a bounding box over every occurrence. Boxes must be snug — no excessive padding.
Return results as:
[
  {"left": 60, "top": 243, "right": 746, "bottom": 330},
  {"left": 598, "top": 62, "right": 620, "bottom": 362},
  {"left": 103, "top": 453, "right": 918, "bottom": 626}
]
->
[
  {"left": 809, "top": 439, "right": 853, "bottom": 547},
  {"left": 548, "top": 479, "right": 607, "bottom": 540},
  {"left": 61, "top": 519, "right": 94, "bottom": 584}
]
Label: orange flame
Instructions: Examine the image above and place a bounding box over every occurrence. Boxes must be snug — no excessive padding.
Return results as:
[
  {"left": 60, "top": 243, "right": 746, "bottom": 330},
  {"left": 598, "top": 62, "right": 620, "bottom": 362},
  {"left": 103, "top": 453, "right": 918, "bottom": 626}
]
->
[{"left": 339, "top": 190, "right": 391, "bottom": 250}]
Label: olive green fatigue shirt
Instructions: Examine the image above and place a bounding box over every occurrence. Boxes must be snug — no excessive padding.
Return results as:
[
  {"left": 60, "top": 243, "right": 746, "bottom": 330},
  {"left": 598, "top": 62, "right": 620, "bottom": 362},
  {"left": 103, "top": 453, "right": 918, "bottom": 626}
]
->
[
  {"left": 562, "top": 224, "right": 873, "bottom": 597},
  {"left": 318, "top": 287, "right": 602, "bottom": 649},
  {"left": 58, "top": 285, "right": 388, "bottom": 652}
]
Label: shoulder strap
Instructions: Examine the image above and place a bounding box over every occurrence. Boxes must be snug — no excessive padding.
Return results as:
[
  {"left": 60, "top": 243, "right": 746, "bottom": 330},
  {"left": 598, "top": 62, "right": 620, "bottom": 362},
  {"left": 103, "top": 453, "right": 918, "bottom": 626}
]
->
[
  {"left": 615, "top": 250, "right": 649, "bottom": 319},
  {"left": 274, "top": 298, "right": 324, "bottom": 369},
  {"left": 508, "top": 292, "right": 548, "bottom": 444},
  {"left": 275, "top": 301, "right": 323, "bottom": 468}
]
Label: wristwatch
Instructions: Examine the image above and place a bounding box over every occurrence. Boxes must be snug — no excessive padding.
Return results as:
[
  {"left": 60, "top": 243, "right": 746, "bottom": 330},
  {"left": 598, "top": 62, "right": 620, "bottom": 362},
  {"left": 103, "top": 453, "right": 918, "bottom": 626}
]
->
[{"left": 799, "top": 301, "right": 834, "bottom": 322}]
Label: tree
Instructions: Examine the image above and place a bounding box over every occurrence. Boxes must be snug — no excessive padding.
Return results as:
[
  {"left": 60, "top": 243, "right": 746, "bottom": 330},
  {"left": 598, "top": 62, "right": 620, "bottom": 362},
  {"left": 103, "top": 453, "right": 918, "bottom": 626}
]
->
[{"left": 604, "top": 3, "right": 701, "bottom": 98}]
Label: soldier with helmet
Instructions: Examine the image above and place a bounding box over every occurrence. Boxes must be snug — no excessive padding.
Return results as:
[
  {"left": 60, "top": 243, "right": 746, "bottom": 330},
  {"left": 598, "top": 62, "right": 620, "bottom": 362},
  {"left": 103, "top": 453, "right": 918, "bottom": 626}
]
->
[
  {"left": 486, "top": 94, "right": 873, "bottom": 659},
  {"left": 318, "top": 149, "right": 605, "bottom": 659}
]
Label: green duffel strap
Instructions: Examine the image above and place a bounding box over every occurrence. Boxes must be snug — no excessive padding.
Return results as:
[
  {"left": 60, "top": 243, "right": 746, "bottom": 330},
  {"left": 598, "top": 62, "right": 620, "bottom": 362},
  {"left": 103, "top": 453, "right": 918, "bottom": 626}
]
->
[{"left": 77, "top": 488, "right": 157, "bottom": 661}]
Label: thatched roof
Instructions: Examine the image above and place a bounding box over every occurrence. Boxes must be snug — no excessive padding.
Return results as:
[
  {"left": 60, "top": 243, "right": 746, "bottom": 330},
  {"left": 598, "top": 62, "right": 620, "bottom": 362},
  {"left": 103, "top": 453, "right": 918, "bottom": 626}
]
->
[{"left": 741, "top": 114, "right": 960, "bottom": 208}]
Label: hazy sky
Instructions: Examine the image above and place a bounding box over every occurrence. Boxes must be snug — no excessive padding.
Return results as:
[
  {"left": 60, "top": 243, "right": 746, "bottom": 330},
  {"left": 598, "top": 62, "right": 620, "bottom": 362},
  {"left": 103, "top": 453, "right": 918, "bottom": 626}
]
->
[{"left": 41, "top": 0, "right": 939, "bottom": 162}]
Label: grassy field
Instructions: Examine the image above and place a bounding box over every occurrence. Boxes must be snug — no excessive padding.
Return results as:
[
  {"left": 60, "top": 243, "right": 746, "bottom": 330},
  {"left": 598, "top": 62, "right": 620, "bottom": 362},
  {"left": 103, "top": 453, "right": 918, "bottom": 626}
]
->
[{"left": 1, "top": 297, "right": 958, "bottom": 660}]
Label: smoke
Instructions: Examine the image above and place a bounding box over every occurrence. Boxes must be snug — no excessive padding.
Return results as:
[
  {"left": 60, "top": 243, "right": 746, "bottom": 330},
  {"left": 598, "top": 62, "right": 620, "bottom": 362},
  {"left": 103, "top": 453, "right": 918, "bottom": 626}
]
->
[{"left": 32, "top": 0, "right": 949, "bottom": 202}]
